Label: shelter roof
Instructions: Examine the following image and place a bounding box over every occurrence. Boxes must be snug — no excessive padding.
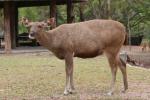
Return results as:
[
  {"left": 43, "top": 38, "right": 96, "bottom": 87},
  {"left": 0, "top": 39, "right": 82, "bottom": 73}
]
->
[{"left": 0, "top": 0, "right": 88, "bottom": 8}]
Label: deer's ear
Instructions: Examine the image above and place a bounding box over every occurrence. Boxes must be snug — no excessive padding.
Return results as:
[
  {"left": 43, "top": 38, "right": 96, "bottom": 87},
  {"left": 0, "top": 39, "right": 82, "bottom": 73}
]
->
[
  {"left": 20, "top": 17, "right": 30, "bottom": 26},
  {"left": 40, "top": 22, "right": 48, "bottom": 28},
  {"left": 47, "top": 17, "right": 55, "bottom": 26}
]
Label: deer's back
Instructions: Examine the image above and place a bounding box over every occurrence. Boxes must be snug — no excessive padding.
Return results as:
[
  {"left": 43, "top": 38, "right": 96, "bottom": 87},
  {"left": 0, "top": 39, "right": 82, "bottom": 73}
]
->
[{"left": 51, "top": 19, "right": 126, "bottom": 59}]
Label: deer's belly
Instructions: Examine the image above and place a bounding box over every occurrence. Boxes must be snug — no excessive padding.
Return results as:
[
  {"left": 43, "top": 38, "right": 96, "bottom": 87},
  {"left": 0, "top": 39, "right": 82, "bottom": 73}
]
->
[{"left": 75, "top": 50, "right": 103, "bottom": 58}]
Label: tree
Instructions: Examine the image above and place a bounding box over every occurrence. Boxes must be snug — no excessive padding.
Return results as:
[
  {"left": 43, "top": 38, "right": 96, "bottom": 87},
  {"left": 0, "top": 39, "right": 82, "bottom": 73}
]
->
[
  {"left": 1, "top": 0, "right": 149, "bottom": 42},
  {"left": 83, "top": 0, "right": 150, "bottom": 41}
]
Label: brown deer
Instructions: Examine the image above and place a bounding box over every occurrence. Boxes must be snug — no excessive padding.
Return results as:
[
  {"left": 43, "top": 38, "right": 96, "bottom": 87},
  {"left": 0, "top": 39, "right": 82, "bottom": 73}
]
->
[{"left": 21, "top": 18, "right": 128, "bottom": 95}]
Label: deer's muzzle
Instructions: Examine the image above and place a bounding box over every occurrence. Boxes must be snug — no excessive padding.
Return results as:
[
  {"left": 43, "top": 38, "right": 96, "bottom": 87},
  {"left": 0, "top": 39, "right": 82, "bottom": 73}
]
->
[{"left": 29, "top": 32, "right": 35, "bottom": 39}]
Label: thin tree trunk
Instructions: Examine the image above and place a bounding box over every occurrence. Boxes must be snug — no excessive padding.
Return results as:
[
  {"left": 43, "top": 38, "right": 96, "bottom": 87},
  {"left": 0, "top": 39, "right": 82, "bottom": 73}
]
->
[
  {"left": 127, "top": 16, "right": 131, "bottom": 50},
  {"left": 107, "top": 0, "right": 111, "bottom": 19},
  {"left": 79, "top": 3, "right": 85, "bottom": 22}
]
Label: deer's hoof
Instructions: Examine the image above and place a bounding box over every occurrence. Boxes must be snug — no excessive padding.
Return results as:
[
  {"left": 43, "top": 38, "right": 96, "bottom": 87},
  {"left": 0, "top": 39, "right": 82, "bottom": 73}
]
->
[
  {"left": 64, "top": 88, "right": 76, "bottom": 95},
  {"left": 69, "top": 89, "right": 76, "bottom": 94},
  {"left": 121, "top": 89, "right": 127, "bottom": 94},
  {"left": 107, "top": 91, "right": 113, "bottom": 96},
  {"left": 121, "top": 90, "right": 126, "bottom": 93},
  {"left": 121, "top": 87, "right": 128, "bottom": 94},
  {"left": 64, "top": 90, "right": 69, "bottom": 95}
]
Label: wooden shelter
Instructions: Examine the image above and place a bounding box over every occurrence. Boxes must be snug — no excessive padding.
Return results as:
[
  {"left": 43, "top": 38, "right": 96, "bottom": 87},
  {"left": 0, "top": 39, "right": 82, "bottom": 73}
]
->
[{"left": 0, "top": 0, "right": 87, "bottom": 54}]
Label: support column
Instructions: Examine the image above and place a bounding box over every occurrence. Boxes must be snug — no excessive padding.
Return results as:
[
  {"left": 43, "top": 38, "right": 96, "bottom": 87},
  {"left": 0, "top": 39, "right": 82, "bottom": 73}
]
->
[
  {"left": 50, "top": 0, "right": 56, "bottom": 28},
  {"left": 10, "top": 2, "right": 17, "bottom": 48},
  {"left": 4, "top": 1, "right": 17, "bottom": 53},
  {"left": 67, "top": 0, "right": 74, "bottom": 23},
  {"left": 15, "top": 7, "right": 18, "bottom": 47},
  {"left": 4, "top": 2, "right": 11, "bottom": 53}
]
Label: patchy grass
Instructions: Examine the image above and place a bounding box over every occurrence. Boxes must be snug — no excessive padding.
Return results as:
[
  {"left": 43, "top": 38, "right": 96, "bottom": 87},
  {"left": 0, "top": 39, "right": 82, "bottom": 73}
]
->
[{"left": 0, "top": 52, "right": 150, "bottom": 100}]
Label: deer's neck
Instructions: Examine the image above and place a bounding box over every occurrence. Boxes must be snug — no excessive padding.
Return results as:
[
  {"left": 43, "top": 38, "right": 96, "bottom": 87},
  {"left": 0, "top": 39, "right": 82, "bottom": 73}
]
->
[{"left": 36, "top": 31, "right": 53, "bottom": 50}]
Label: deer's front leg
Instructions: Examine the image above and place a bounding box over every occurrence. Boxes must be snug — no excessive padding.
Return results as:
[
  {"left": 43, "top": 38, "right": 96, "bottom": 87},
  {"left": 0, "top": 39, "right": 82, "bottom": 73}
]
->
[{"left": 64, "top": 53, "right": 75, "bottom": 95}]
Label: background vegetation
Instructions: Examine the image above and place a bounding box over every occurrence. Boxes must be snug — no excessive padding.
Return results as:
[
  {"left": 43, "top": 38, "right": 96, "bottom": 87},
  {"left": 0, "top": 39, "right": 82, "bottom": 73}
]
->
[{"left": 0, "top": 0, "right": 150, "bottom": 40}]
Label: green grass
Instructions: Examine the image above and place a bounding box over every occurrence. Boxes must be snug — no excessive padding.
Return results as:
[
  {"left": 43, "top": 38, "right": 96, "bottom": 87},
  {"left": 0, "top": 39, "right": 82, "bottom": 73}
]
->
[{"left": 0, "top": 52, "right": 150, "bottom": 100}]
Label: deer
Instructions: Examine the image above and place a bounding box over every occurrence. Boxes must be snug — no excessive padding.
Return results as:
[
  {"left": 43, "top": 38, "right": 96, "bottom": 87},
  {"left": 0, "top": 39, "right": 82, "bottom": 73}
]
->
[{"left": 21, "top": 17, "right": 128, "bottom": 96}]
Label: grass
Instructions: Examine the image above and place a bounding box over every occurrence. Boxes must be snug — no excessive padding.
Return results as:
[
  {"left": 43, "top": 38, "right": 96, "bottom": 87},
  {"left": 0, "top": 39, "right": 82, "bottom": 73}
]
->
[{"left": 0, "top": 52, "right": 150, "bottom": 100}]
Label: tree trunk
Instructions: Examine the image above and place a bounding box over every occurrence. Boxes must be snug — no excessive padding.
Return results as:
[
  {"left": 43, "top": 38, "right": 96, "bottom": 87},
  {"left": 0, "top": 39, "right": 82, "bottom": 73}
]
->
[
  {"left": 79, "top": 3, "right": 85, "bottom": 22},
  {"left": 4, "top": 1, "right": 17, "bottom": 53},
  {"left": 107, "top": 0, "right": 111, "bottom": 19}
]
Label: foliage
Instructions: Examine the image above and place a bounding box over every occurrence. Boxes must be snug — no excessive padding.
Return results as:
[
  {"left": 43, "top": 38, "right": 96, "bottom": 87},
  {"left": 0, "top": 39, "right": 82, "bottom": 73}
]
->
[
  {"left": 0, "top": 0, "right": 150, "bottom": 40},
  {"left": 57, "top": 5, "right": 67, "bottom": 25},
  {"left": 84, "top": 0, "right": 150, "bottom": 40},
  {"left": 18, "top": 6, "right": 49, "bottom": 34}
]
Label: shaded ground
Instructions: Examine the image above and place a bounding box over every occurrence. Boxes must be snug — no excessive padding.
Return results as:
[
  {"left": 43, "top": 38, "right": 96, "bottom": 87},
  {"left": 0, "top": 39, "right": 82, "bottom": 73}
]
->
[{"left": 0, "top": 46, "right": 48, "bottom": 54}]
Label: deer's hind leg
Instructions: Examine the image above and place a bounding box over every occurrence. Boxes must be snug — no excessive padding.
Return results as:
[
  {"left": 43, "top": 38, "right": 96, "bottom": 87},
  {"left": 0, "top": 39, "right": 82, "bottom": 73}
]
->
[
  {"left": 105, "top": 52, "right": 118, "bottom": 95},
  {"left": 117, "top": 56, "right": 128, "bottom": 93}
]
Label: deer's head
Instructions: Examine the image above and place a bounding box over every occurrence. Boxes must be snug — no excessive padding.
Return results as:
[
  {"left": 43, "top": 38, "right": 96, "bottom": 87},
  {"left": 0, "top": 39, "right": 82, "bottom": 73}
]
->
[{"left": 20, "top": 17, "right": 55, "bottom": 39}]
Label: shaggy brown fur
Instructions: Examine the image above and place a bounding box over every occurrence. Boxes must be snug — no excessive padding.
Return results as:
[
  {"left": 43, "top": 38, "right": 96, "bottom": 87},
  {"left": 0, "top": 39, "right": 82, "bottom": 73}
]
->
[{"left": 22, "top": 18, "right": 128, "bottom": 95}]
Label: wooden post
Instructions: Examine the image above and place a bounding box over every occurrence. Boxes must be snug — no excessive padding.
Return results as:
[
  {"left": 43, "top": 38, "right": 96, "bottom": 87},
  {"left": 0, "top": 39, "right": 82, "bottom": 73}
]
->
[
  {"left": 4, "top": 1, "right": 17, "bottom": 53},
  {"left": 4, "top": 2, "right": 12, "bottom": 53},
  {"left": 15, "top": 7, "right": 18, "bottom": 47},
  {"left": 10, "top": 2, "right": 17, "bottom": 48},
  {"left": 67, "top": 0, "right": 74, "bottom": 23},
  {"left": 50, "top": 0, "right": 56, "bottom": 29}
]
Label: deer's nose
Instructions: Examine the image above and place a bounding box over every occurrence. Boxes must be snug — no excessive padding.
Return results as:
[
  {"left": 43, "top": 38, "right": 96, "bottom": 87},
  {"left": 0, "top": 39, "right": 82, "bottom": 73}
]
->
[
  {"left": 29, "top": 32, "right": 35, "bottom": 39},
  {"left": 30, "top": 32, "right": 35, "bottom": 37}
]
